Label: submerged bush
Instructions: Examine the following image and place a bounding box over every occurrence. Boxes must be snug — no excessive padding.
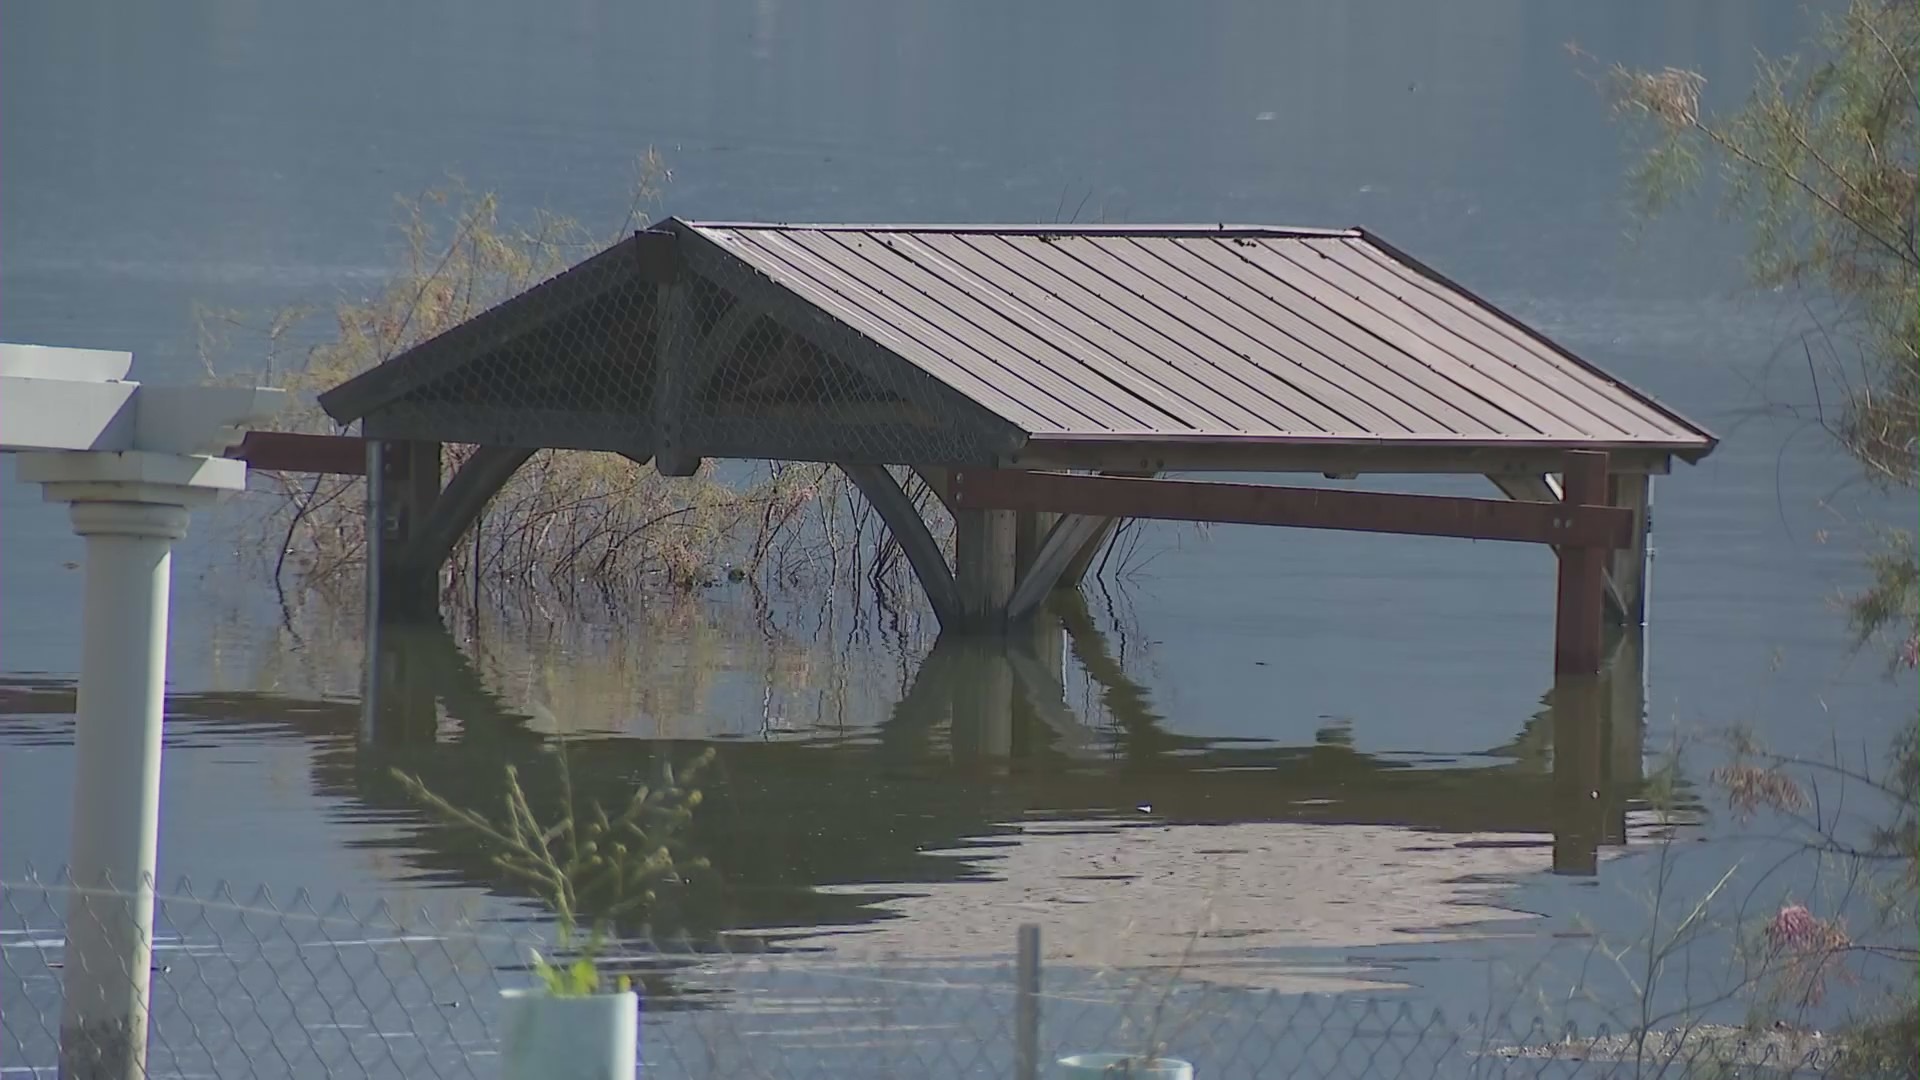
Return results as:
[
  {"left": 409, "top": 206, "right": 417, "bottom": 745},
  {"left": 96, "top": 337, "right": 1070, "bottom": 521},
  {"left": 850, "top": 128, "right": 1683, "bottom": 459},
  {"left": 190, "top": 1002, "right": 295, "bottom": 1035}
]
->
[{"left": 208, "top": 161, "right": 949, "bottom": 613}]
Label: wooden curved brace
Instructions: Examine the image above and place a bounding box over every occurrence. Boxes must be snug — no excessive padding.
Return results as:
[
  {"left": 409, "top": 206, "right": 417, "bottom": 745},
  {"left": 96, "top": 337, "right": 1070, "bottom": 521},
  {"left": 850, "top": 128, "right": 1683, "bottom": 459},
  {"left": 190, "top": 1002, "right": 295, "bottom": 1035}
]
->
[
  {"left": 1005, "top": 514, "right": 1111, "bottom": 624},
  {"left": 840, "top": 462, "right": 961, "bottom": 628},
  {"left": 401, "top": 445, "right": 537, "bottom": 570}
]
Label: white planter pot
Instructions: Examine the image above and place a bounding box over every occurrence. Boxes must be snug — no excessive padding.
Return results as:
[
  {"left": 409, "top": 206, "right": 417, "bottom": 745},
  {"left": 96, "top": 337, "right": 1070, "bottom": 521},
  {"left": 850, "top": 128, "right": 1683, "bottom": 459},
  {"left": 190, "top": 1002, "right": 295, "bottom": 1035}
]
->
[
  {"left": 1056, "top": 1053, "right": 1195, "bottom": 1080},
  {"left": 498, "top": 987, "right": 638, "bottom": 1080}
]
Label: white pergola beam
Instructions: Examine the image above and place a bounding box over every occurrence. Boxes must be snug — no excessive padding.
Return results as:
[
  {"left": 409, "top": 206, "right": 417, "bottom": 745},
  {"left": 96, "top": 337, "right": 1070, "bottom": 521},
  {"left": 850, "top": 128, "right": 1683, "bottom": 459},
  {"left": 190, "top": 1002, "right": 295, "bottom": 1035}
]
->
[{"left": 0, "top": 377, "right": 138, "bottom": 452}]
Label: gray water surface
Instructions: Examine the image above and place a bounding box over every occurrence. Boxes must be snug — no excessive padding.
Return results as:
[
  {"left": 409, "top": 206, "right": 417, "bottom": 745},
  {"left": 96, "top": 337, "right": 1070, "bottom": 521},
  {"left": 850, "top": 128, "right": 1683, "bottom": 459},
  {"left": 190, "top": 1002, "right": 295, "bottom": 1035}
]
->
[{"left": 3, "top": 0, "right": 1910, "bottom": 1030}]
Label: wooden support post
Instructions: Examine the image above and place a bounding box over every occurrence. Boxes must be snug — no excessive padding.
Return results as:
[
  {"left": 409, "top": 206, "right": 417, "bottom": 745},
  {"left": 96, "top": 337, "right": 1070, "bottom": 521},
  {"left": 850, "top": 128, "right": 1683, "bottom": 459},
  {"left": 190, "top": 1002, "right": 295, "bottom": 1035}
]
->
[
  {"left": 1554, "top": 451, "right": 1609, "bottom": 676},
  {"left": 1487, "top": 473, "right": 1631, "bottom": 624},
  {"left": 1608, "top": 473, "right": 1653, "bottom": 627},
  {"left": 1013, "top": 510, "right": 1058, "bottom": 580},
  {"left": 1550, "top": 672, "right": 1606, "bottom": 876},
  {"left": 652, "top": 282, "right": 699, "bottom": 477},
  {"left": 404, "top": 446, "right": 536, "bottom": 572},
  {"left": 368, "top": 438, "right": 442, "bottom": 624},
  {"left": 953, "top": 507, "right": 1018, "bottom": 632}
]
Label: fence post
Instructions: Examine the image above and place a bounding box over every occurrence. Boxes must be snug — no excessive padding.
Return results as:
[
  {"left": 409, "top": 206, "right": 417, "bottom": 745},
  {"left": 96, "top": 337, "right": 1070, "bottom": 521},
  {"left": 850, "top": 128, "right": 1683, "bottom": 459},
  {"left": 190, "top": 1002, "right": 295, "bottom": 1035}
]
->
[{"left": 1016, "top": 924, "right": 1041, "bottom": 1080}]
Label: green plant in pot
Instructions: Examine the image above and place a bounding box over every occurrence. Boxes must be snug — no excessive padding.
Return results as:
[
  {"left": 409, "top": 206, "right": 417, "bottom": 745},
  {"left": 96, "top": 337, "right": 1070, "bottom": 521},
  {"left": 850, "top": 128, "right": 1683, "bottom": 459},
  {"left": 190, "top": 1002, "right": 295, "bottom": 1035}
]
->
[{"left": 392, "top": 744, "right": 713, "bottom": 1080}]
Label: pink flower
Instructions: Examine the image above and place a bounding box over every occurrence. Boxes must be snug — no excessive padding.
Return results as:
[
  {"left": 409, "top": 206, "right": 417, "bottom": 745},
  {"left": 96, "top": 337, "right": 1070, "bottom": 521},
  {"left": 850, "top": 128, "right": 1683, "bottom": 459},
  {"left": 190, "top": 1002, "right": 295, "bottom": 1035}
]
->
[
  {"left": 1762, "top": 904, "right": 1853, "bottom": 1006},
  {"left": 1766, "top": 904, "right": 1822, "bottom": 951}
]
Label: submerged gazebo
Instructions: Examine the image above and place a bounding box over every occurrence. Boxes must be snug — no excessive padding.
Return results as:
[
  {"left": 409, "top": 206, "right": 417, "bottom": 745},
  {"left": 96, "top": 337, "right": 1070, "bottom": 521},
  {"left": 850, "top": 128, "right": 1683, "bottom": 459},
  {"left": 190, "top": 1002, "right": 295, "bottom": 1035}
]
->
[{"left": 312, "top": 220, "right": 1715, "bottom": 661}]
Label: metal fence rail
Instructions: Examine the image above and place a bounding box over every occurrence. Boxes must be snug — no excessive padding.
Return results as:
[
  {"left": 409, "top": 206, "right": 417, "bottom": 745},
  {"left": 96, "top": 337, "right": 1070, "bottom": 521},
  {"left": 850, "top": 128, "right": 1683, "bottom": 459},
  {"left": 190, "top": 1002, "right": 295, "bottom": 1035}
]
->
[{"left": 0, "top": 875, "right": 1872, "bottom": 1079}]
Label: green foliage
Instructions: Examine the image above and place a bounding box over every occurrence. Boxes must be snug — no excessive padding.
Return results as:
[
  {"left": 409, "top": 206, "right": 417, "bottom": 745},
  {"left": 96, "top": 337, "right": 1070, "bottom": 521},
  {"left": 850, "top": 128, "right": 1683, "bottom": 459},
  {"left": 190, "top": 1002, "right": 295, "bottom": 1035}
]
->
[
  {"left": 1584, "top": 0, "right": 1918, "bottom": 663},
  {"left": 527, "top": 947, "right": 633, "bottom": 998},
  {"left": 1852, "top": 531, "right": 1918, "bottom": 670},
  {"left": 391, "top": 744, "right": 714, "bottom": 997},
  {"left": 1830, "top": 999, "right": 1919, "bottom": 1080},
  {"left": 1582, "top": 3, "right": 1918, "bottom": 1052}
]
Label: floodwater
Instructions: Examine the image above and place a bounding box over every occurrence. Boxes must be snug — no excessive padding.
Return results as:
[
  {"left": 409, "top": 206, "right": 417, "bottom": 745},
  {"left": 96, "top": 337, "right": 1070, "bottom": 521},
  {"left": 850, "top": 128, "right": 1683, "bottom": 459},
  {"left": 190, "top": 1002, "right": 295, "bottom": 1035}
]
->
[{"left": 1, "top": 0, "right": 1910, "bottom": 1047}]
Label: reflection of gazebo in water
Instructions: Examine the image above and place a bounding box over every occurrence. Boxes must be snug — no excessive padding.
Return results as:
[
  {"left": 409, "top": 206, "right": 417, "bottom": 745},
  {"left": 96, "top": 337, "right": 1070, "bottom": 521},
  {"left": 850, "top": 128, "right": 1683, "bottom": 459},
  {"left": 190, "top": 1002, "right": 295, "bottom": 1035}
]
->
[
  {"left": 0, "top": 606, "right": 1650, "bottom": 940},
  {"left": 338, "top": 601, "right": 1655, "bottom": 940}
]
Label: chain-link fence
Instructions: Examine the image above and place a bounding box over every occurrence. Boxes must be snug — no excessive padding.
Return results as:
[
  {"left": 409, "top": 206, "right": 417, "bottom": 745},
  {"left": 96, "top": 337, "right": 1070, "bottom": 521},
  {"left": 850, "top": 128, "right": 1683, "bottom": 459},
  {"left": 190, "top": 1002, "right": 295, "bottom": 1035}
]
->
[{"left": 1, "top": 873, "right": 1875, "bottom": 1079}]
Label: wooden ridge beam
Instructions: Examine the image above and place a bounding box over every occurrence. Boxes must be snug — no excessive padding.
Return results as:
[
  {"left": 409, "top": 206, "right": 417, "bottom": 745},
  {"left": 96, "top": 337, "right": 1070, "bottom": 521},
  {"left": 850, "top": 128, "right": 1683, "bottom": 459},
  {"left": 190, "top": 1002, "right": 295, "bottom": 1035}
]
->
[{"left": 948, "top": 469, "right": 1632, "bottom": 550}]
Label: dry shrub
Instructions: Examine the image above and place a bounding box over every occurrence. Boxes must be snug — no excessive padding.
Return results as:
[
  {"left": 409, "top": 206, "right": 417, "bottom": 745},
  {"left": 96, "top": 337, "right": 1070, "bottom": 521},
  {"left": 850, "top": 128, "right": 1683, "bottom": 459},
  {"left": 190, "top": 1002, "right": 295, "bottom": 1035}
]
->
[
  {"left": 1609, "top": 65, "right": 1706, "bottom": 128},
  {"left": 207, "top": 160, "right": 937, "bottom": 611}
]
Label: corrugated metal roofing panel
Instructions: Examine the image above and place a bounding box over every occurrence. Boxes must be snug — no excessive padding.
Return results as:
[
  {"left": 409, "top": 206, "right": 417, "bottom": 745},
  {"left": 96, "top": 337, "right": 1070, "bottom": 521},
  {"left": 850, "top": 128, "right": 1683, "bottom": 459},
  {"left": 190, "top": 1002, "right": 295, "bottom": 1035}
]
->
[{"left": 686, "top": 222, "right": 1716, "bottom": 455}]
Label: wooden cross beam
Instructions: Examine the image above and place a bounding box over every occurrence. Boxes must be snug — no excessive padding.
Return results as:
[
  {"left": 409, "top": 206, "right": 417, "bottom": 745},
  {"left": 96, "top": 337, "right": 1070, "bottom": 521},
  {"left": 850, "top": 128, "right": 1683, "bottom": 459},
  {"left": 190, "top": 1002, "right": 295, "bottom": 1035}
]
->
[
  {"left": 229, "top": 431, "right": 369, "bottom": 475},
  {"left": 946, "top": 468, "right": 1633, "bottom": 550},
  {"left": 948, "top": 450, "right": 1621, "bottom": 675}
]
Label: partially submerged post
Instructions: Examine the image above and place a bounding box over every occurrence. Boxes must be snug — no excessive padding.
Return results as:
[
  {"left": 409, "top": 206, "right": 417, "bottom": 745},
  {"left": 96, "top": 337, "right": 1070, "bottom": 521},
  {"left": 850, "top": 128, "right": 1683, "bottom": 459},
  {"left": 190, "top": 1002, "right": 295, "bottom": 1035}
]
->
[
  {"left": 365, "top": 438, "right": 443, "bottom": 623},
  {"left": 0, "top": 344, "right": 282, "bottom": 1079},
  {"left": 1554, "top": 451, "right": 1611, "bottom": 676}
]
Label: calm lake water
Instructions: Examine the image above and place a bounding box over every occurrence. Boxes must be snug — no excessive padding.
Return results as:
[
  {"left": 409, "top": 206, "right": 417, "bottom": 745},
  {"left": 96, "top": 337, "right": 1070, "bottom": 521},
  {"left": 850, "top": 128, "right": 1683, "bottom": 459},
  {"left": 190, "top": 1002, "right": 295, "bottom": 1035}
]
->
[{"left": 2, "top": 0, "right": 1910, "bottom": 1034}]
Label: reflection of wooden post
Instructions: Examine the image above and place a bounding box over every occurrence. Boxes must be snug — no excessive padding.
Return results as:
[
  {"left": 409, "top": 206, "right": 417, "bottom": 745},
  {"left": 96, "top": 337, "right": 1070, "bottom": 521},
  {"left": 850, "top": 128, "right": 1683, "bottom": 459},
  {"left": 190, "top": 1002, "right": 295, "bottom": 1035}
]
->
[
  {"left": 1607, "top": 474, "right": 1653, "bottom": 627},
  {"left": 876, "top": 639, "right": 963, "bottom": 758},
  {"left": 1555, "top": 452, "right": 1609, "bottom": 675},
  {"left": 1008, "top": 616, "right": 1069, "bottom": 758},
  {"left": 949, "top": 640, "right": 1015, "bottom": 765},
  {"left": 1552, "top": 674, "right": 1606, "bottom": 875},
  {"left": 1602, "top": 628, "right": 1646, "bottom": 848},
  {"left": 360, "top": 622, "right": 441, "bottom": 746},
  {"left": 1031, "top": 612, "right": 1065, "bottom": 689}
]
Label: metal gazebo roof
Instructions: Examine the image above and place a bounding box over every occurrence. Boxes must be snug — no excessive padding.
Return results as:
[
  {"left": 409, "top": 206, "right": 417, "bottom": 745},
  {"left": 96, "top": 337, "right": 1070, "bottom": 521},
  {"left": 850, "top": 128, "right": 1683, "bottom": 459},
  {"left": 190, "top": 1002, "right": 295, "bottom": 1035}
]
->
[{"left": 320, "top": 219, "right": 1715, "bottom": 474}]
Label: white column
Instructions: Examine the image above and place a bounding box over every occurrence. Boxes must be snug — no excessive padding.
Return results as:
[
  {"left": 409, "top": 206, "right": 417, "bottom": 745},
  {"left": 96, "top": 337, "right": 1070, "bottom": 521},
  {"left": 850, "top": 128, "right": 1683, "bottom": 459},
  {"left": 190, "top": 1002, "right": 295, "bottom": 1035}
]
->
[
  {"left": 2, "top": 348, "right": 282, "bottom": 1080},
  {"left": 59, "top": 499, "right": 188, "bottom": 1080}
]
